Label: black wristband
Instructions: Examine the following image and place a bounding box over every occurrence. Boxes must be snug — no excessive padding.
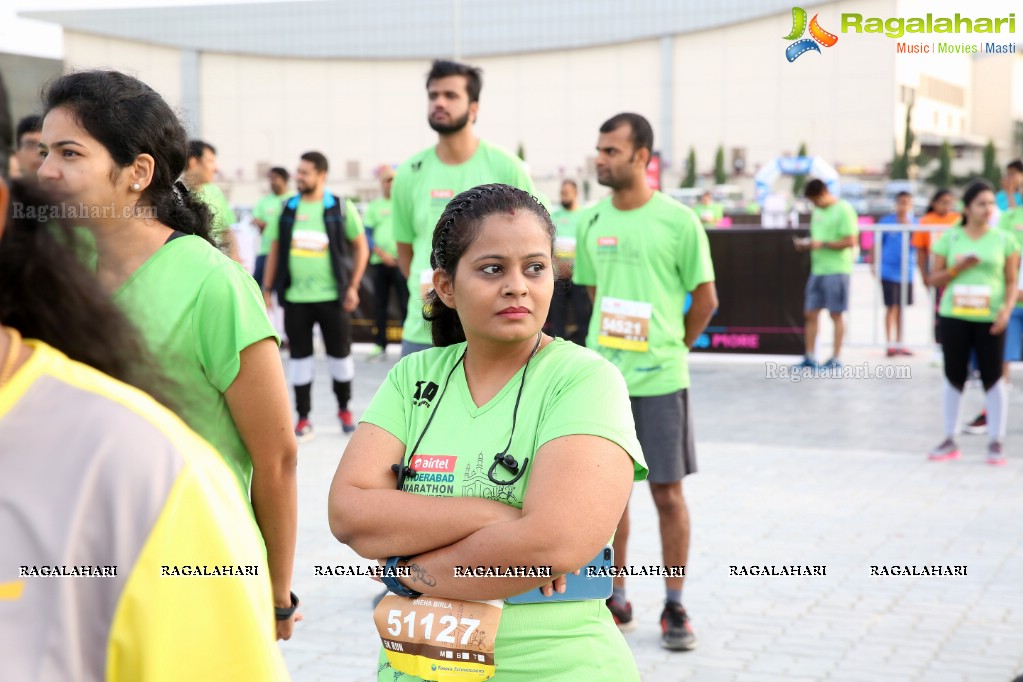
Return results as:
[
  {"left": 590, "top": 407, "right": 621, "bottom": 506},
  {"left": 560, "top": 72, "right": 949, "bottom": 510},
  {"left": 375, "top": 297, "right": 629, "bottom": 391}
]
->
[{"left": 274, "top": 591, "right": 299, "bottom": 621}]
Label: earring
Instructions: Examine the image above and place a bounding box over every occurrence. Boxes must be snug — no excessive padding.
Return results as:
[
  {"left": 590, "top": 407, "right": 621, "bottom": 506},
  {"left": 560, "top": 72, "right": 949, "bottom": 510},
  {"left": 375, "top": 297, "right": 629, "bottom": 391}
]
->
[{"left": 131, "top": 183, "right": 141, "bottom": 191}]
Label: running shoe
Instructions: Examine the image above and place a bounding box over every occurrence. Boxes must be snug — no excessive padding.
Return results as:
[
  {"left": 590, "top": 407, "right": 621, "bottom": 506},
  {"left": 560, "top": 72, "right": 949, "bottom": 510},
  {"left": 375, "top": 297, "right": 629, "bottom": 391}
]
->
[
  {"left": 660, "top": 601, "right": 697, "bottom": 651},
  {"left": 886, "top": 347, "right": 897, "bottom": 358},
  {"left": 339, "top": 409, "right": 356, "bottom": 434},
  {"left": 895, "top": 347, "right": 914, "bottom": 356},
  {"left": 792, "top": 356, "right": 818, "bottom": 370},
  {"left": 295, "top": 418, "right": 314, "bottom": 443},
  {"left": 605, "top": 597, "right": 637, "bottom": 632},
  {"left": 927, "top": 438, "right": 960, "bottom": 461},
  {"left": 366, "top": 345, "right": 386, "bottom": 362},
  {"left": 962, "top": 411, "right": 987, "bottom": 435},
  {"left": 987, "top": 441, "right": 1007, "bottom": 466},
  {"left": 820, "top": 358, "right": 843, "bottom": 370}
]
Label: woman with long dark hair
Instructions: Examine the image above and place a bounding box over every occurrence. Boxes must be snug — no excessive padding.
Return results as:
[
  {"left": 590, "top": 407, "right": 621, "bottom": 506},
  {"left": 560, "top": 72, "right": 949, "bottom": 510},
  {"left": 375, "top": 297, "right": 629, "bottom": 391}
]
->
[
  {"left": 926, "top": 181, "right": 1019, "bottom": 465},
  {"left": 37, "top": 70, "right": 300, "bottom": 638},
  {"left": 0, "top": 178, "right": 288, "bottom": 679}
]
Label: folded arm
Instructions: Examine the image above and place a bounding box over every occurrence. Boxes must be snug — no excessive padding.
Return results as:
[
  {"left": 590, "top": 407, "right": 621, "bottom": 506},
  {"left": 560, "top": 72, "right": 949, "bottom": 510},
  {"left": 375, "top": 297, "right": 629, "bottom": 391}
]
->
[
  {"left": 388, "top": 434, "right": 634, "bottom": 600},
  {"left": 329, "top": 423, "right": 523, "bottom": 559}
]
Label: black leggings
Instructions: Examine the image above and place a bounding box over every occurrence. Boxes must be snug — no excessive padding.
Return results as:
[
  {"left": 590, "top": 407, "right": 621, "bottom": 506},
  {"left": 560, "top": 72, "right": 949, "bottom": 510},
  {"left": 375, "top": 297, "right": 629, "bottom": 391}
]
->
[
  {"left": 284, "top": 299, "right": 351, "bottom": 359},
  {"left": 545, "top": 280, "right": 593, "bottom": 346},
  {"left": 370, "top": 263, "right": 409, "bottom": 348},
  {"left": 939, "top": 316, "right": 1004, "bottom": 391}
]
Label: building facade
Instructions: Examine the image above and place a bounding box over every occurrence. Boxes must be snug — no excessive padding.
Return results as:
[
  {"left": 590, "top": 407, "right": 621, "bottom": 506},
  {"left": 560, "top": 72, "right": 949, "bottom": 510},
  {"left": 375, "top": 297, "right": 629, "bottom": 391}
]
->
[{"left": 23, "top": 0, "right": 1023, "bottom": 203}]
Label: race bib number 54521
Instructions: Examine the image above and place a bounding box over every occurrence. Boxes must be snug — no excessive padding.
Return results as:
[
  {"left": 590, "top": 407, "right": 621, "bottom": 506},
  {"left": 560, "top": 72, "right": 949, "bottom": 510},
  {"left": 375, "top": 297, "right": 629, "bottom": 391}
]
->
[
  {"left": 597, "top": 297, "right": 653, "bottom": 352},
  {"left": 374, "top": 595, "right": 502, "bottom": 680}
]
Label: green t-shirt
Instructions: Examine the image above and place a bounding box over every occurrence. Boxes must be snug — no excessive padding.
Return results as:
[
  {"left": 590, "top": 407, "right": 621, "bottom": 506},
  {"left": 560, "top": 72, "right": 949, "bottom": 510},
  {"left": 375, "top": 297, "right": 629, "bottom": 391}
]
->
[
  {"left": 195, "top": 183, "right": 238, "bottom": 239},
  {"left": 273, "top": 198, "right": 364, "bottom": 303},
  {"left": 998, "top": 206, "right": 1023, "bottom": 245},
  {"left": 364, "top": 197, "right": 396, "bottom": 265},
  {"left": 391, "top": 140, "right": 536, "bottom": 346},
  {"left": 113, "top": 235, "right": 279, "bottom": 492},
  {"left": 998, "top": 208, "right": 1023, "bottom": 307},
  {"left": 809, "top": 199, "right": 858, "bottom": 275},
  {"left": 573, "top": 192, "right": 715, "bottom": 396},
  {"left": 251, "top": 193, "right": 286, "bottom": 257},
  {"left": 549, "top": 206, "right": 580, "bottom": 263},
  {"left": 362, "top": 339, "right": 646, "bottom": 682},
  {"left": 694, "top": 201, "right": 724, "bottom": 226},
  {"left": 932, "top": 226, "right": 1020, "bottom": 322}
]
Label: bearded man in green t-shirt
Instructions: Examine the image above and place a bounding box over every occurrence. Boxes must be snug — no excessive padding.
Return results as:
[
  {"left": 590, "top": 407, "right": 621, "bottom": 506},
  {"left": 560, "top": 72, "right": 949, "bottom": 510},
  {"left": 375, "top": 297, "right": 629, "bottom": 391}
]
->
[
  {"left": 262, "top": 152, "right": 369, "bottom": 441},
  {"left": 392, "top": 60, "right": 535, "bottom": 357},
  {"left": 793, "top": 179, "right": 859, "bottom": 370},
  {"left": 574, "top": 112, "right": 717, "bottom": 652}
]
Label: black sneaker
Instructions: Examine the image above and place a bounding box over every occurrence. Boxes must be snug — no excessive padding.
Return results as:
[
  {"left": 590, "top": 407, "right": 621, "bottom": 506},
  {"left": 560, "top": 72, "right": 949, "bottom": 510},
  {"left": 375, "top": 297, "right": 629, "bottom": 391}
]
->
[
  {"left": 604, "top": 596, "right": 637, "bottom": 632},
  {"left": 660, "top": 601, "right": 697, "bottom": 651},
  {"left": 962, "top": 411, "right": 987, "bottom": 435}
]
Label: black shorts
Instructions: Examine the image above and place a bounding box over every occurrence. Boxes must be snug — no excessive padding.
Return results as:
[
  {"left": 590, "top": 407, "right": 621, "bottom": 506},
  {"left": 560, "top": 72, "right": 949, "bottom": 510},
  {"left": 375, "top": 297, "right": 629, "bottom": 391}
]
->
[
  {"left": 283, "top": 299, "right": 351, "bottom": 359},
  {"left": 881, "top": 280, "right": 913, "bottom": 307}
]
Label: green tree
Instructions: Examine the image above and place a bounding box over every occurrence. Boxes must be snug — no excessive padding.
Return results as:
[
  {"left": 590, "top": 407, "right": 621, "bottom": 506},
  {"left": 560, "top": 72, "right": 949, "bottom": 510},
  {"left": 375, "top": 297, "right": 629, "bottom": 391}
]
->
[
  {"left": 890, "top": 144, "right": 907, "bottom": 180},
  {"left": 680, "top": 147, "right": 697, "bottom": 188},
  {"left": 982, "top": 139, "right": 1001, "bottom": 187},
  {"left": 902, "top": 103, "right": 914, "bottom": 173},
  {"left": 927, "top": 140, "right": 953, "bottom": 188},
  {"left": 713, "top": 145, "right": 727, "bottom": 185},
  {"left": 792, "top": 142, "right": 808, "bottom": 195},
  {"left": 891, "top": 103, "right": 914, "bottom": 180}
]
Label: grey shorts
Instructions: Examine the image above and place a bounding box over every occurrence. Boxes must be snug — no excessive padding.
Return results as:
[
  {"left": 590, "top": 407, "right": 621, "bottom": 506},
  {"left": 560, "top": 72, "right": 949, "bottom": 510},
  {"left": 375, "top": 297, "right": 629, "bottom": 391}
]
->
[
  {"left": 630, "top": 389, "right": 697, "bottom": 483},
  {"left": 805, "top": 273, "right": 850, "bottom": 314}
]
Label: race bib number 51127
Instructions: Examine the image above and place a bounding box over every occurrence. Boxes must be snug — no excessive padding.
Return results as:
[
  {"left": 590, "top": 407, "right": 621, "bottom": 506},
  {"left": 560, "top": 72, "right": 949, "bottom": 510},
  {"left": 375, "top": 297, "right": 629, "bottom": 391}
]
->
[{"left": 374, "top": 595, "right": 502, "bottom": 680}]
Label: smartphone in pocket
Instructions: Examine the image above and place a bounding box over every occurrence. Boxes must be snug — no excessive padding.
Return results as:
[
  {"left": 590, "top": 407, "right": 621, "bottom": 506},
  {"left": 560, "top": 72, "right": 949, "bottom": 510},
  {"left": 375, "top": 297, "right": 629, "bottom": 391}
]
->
[{"left": 505, "top": 546, "right": 613, "bottom": 604}]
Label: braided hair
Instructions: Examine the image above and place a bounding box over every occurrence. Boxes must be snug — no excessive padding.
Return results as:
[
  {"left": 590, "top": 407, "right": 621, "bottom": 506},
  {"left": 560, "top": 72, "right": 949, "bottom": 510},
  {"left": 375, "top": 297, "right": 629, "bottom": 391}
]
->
[{"left": 424, "top": 183, "right": 555, "bottom": 347}]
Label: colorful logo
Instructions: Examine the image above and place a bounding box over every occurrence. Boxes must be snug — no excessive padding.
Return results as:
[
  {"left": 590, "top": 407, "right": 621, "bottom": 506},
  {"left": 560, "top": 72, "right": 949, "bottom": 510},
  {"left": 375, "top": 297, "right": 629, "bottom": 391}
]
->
[{"left": 784, "top": 7, "right": 839, "bottom": 62}]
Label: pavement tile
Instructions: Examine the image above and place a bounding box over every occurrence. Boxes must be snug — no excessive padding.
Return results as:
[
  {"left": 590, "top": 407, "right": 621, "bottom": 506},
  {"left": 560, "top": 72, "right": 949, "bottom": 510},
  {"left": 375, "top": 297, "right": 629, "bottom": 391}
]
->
[{"left": 280, "top": 268, "right": 1023, "bottom": 680}]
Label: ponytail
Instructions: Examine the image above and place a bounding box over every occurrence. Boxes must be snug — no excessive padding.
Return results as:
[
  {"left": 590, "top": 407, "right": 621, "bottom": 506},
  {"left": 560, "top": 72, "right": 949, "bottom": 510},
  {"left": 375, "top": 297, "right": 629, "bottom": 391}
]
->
[
  {"left": 0, "top": 180, "right": 176, "bottom": 408},
  {"left": 148, "top": 180, "right": 215, "bottom": 246},
  {"left": 423, "top": 288, "right": 465, "bottom": 347}
]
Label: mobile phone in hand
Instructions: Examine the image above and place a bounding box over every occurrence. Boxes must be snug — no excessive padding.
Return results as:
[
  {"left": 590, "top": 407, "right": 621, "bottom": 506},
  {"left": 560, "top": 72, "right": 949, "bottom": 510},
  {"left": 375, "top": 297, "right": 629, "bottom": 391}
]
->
[{"left": 505, "top": 546, "right": 613, "bottom": 604}]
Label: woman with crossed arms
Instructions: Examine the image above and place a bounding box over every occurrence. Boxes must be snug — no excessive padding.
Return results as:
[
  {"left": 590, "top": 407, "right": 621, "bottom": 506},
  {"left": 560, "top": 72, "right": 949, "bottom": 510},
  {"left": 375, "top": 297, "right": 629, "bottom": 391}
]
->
[{"left": 329, "top": 184, "right": 648, "bottom": 681}]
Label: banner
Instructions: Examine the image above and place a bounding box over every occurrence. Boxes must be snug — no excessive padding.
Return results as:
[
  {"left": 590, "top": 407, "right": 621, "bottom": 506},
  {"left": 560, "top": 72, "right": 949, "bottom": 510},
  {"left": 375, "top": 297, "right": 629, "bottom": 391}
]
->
[
  {"left": 645, "top": 151, "right": 661, "bottom": 191},
  {"left": 351, "top": 229, "right": 810, "bottom": 355},
  {"left": 692, "top": 228, "right": 808, "bottom": 354}
]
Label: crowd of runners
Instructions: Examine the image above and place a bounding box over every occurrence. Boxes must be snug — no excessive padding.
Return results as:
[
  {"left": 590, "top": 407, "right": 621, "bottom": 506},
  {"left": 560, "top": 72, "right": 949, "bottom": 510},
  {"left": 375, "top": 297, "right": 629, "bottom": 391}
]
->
[{"left": 1, "top": 57, "right": 1018, "bottom": 681}]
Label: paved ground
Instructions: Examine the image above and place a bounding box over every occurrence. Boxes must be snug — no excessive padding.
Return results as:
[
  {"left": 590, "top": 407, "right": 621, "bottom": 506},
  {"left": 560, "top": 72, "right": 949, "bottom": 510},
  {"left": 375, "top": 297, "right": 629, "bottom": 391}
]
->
[{"left": 278, "top": 267, "right": 1023, "bottom": 681}]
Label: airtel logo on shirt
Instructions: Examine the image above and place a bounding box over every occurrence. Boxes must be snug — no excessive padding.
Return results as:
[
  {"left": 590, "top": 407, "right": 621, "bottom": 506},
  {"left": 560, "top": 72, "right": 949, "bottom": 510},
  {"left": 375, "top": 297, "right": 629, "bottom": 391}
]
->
[{"left": 411, "top": 455, "right": 457, "bottom": 472}]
